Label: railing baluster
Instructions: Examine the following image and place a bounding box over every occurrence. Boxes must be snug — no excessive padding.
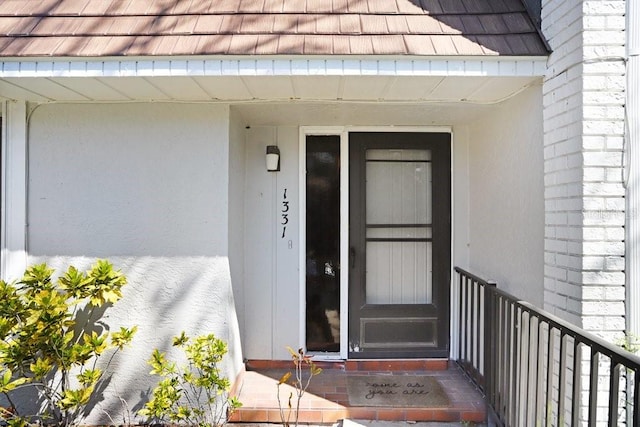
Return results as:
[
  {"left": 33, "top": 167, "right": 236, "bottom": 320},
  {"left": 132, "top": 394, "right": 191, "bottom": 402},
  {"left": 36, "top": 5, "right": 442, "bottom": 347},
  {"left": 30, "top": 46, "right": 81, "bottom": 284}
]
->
[
  {"left": 497, "top": 295, "right": 506, "bottom": 422},
  {"left": 515, "top": 307, "right": 525, "bottom": 426},
  {"left": 500, "top": 297, "right": 507, "bottom": 422},
  {"left": 558, "top": 334, "right": 567, "bottom": 426},
  {"left": 457, "top": 272, "right": 463, "bottom": 361},
  {"left": 458, "top": 273, "right": 465, "bottom": 362},
  {"left": 634, "top": 368, "right": 639, "bottom": 425},
  {"left": 572, "top": 340, "right": 582, "bottom": 426},
  {"left": 470, "top": 276, "right": 476, "bottom": 376},
  {"left": 505, "top": 300, "right": 513, "bottom": 425},
  {"left": 589, "top": 350, "right": 599, "bottom": 427},
  {"left": 476, "top": 282, "right": 482, "bottom": 380},
  {"left": 536, "top": 320, "right": 546, "bottom": 423},
  {"left": 546, "top": 327, "right": 556, "bottom": 427},
  {"left": 526, "top": 315, "right": 538, "bottom": 425},
  {"left": 491, "top": 290, "right": 498, "bottom": 415},
  {"left": 608, "top": 360, "right": 619, "bottom": 427},
  {"left": 510, "top": 305, "right": 516, "bottom": 426},
  {"left": 464, "top": 279, "right": 475, "bottom": 363},
  {"left": 484, "top": 282, "right": 496, "bottom": 407},
  {"left": 510, "top": 304, "right": 519, "bottom": 426},
  {"left": 518, "top": 310, "right": 531, "bottom": 426}
]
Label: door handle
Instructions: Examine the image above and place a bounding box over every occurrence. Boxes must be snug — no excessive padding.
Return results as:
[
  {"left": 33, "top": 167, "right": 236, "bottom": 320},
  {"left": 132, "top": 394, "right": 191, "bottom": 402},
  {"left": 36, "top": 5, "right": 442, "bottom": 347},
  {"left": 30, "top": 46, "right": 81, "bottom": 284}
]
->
[{"left": 350, "top": 247, "right": 356, "bottom": 268}]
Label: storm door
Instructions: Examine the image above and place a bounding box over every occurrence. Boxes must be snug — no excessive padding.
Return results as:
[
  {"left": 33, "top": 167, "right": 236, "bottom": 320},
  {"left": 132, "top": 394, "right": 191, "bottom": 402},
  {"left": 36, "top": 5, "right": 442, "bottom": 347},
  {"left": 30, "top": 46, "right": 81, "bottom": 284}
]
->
[{"left": 348, "top": 132, "right": 451, "bottom": 358}]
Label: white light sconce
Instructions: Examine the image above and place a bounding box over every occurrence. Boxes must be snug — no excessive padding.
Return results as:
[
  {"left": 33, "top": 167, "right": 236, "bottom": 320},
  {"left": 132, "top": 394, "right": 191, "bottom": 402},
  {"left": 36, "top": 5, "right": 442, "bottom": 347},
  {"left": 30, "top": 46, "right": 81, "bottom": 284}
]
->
[{"left": 266, "top": 145, "right": 280, "bottom": 172}]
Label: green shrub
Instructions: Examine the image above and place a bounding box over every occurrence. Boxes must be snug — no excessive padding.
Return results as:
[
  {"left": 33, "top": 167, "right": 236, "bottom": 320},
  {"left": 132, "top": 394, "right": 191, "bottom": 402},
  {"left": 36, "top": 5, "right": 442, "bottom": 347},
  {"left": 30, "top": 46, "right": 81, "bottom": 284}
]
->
[
  {"left": 139, "top": 332, "right": 242, "bottom": 427},
  {"left": 0, "top": 260, "right": 137, "bottom": 427}
]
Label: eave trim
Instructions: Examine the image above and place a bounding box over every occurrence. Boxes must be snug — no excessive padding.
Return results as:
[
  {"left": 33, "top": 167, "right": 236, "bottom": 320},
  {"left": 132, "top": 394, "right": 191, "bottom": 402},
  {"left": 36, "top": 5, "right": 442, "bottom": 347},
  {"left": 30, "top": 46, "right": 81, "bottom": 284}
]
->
[{"left": 0, "top": 56, "right": 548, "bottom": 78}]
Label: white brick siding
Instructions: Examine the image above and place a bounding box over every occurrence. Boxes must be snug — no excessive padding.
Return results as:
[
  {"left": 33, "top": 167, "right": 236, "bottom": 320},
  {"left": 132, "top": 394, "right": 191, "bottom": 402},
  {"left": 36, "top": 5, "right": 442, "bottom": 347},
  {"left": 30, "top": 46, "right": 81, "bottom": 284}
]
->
[{"left": 542, "top": 0, "right": 626, "bottom": 346}]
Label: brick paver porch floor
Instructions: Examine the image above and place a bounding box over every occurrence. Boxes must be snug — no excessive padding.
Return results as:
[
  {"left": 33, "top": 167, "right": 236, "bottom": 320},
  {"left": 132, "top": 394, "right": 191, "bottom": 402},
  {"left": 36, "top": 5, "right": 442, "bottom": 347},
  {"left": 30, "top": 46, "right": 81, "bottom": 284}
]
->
[{"left": 230, "top": 360, "right": 486, "bottom": 424}]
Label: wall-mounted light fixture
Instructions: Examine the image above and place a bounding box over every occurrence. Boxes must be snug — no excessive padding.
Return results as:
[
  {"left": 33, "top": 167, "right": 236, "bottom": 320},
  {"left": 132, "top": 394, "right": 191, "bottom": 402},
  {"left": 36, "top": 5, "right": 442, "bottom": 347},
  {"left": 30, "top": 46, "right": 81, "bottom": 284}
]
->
[{"left": 266, "top": 145, "right": 280, "bottom": 172}]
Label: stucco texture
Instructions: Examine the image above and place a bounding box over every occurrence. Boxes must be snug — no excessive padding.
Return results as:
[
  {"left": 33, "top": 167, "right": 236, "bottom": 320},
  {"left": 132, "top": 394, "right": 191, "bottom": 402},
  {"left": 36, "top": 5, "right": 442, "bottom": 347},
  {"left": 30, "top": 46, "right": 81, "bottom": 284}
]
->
[
  {"left": 25, "top": 102, "right": 243, "bottom": 424},
  {"left": 468, "top": 84, "right": 545, "bottom": 306}
]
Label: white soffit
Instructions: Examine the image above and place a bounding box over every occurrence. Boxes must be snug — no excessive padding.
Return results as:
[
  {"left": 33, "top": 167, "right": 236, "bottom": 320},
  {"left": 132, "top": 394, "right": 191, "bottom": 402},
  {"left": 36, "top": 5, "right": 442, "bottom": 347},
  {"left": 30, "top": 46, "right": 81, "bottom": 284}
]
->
[{"left": 0, "top": 57, "right": 547, "bottom": 102}]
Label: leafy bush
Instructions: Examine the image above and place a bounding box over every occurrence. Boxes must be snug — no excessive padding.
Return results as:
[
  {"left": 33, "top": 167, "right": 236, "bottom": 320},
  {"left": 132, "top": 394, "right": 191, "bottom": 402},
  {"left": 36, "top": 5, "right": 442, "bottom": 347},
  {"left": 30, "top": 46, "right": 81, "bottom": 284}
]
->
[
  {"left": 139, "top": 332, "right": 242, "bottom": 427},
  {"left": 0, "top": 260, "right": 137, "bottom": 427}
]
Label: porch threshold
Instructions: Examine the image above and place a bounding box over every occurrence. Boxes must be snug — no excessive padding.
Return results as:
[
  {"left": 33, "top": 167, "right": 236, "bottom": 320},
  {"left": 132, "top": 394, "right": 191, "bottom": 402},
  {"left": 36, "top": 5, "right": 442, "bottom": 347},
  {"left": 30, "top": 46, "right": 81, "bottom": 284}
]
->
[
  {"left": 245, "top": 359, "right": 450, "bottom": 371},
  {"left": 230, "top": 361, "right": 485, "bottom": 424}
]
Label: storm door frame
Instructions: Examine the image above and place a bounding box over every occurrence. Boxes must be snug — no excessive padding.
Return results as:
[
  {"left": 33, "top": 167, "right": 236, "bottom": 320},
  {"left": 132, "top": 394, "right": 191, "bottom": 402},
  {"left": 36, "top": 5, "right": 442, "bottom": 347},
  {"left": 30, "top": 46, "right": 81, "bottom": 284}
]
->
[{"left": 299, "top": 126, "right": 452, "bottom": 360}]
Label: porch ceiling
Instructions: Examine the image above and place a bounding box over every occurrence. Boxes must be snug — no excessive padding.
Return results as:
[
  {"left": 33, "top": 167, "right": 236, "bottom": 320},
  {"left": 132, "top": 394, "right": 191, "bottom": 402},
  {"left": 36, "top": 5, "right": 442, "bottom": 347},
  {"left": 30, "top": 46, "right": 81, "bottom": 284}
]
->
[{"left": 0, "top": 73, "right": 539, "bottom": 104}]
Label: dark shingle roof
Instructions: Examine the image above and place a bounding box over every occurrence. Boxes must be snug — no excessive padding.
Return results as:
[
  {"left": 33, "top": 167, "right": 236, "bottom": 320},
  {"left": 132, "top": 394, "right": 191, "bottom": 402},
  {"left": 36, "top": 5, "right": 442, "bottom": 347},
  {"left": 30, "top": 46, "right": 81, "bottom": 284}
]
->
[{"left": 0, "top": 0, "right": 549, "bottom": 57}]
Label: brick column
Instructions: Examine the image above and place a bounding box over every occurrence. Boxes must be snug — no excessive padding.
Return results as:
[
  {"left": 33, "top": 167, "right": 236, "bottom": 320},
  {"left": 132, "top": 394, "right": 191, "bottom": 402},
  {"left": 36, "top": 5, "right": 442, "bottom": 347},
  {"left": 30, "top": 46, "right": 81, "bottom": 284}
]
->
[{"left": 542, "top": 0, "right": 626, "bottom": 342}]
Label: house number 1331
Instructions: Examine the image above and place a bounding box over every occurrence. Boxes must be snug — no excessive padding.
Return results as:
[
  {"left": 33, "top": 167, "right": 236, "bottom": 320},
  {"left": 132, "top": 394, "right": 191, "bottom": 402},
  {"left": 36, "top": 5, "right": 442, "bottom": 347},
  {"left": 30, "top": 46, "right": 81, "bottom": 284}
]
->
[{"left": 281, "top": 188, "right": 289, "bottom": 238}]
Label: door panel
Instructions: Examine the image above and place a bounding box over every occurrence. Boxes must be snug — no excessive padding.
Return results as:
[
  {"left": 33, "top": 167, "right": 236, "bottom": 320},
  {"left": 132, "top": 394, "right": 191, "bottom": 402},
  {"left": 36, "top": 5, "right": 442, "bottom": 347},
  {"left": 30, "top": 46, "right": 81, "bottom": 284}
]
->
[
  {"left": 348, "top": 132, "right": 451, "bottom": 358},
  {"left": 366, "top": 240, "right": 432, "bottom": 304}
]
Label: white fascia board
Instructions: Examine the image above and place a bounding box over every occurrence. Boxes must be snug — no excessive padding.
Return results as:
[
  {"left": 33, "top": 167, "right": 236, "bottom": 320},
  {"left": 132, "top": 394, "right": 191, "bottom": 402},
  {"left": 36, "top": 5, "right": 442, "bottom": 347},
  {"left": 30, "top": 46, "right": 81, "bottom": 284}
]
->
[{"left": 0, "top": 56, "right": 548, "bottom": 79}]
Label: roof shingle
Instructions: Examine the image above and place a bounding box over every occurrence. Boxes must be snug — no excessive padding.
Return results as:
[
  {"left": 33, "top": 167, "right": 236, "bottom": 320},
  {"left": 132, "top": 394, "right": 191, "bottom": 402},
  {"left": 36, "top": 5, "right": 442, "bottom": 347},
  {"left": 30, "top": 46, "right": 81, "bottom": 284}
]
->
[{"left": 0, "top": 0, "right": 549, "bottom": 57}]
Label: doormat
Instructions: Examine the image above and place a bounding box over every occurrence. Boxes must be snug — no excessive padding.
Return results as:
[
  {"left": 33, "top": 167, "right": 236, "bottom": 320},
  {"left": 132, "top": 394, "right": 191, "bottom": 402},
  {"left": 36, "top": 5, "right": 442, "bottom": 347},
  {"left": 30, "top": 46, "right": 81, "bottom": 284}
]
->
[{"left": 346, "top": 375, "right": 450, "bottom": 407}]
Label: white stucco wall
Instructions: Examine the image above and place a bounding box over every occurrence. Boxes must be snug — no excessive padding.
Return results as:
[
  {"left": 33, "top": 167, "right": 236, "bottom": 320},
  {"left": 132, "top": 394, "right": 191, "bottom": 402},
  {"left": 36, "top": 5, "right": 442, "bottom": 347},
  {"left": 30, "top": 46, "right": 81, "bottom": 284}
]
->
[
  {"left": 468, "top": 85, "right": 545, "bottom": 306},
  {"left": 25, "top": 102, "right": 243, "bottom": 424}
]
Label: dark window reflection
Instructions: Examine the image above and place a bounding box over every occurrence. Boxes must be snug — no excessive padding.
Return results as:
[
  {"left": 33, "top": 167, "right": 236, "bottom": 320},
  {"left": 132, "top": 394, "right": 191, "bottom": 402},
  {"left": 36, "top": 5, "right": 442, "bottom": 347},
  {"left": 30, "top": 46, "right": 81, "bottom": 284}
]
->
[{"left": 306, "top": 136, "right": 340, "bottom": 352}]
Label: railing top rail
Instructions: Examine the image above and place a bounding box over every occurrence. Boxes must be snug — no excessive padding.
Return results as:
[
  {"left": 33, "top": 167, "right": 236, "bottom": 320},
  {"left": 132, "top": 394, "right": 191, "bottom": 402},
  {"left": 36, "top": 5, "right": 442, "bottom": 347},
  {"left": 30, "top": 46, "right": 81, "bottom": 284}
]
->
[
  {"left": 454, "top": 266, "right": 640, "bottom": 370},
  {"left": 514, "top": 299, "right": 640, "bottom": 368},
  {"left": 453, "top": 267, "right": 495, "bottom": 287}
]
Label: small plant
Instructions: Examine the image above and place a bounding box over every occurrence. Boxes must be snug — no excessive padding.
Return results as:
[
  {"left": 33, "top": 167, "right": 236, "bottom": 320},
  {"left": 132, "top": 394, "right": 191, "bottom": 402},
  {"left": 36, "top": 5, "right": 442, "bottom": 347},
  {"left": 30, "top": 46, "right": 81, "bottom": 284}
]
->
[
  {"left": 98, "top": 394, "right": 134, "bottom": 427},
  {"left": 139, "top": 332, "right": 242, "bottom": 427},
  {"left": 620, "top": 332, "right": 640, "bottom": 354},
  {"left": 0, "top": 260, "right": 137, "bottom": 427},
  {"left": 277, "top": 347, "right": 322, "bottom": 427}
]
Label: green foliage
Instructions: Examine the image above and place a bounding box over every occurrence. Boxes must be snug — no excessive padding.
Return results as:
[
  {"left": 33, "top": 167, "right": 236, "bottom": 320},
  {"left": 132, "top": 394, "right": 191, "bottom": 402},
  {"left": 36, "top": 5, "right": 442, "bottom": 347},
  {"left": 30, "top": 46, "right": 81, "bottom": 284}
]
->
[
  {"left": 0, "top": 260, "right": 137, "bottom": 427},
  {"left": 139, "top": 332, "right": 242, "bottom": 427},
  {"left": 276, "top": 347, "right": 322, "bottom": 427},
  {"left": 618, "top": 332, "right": 640, "bottom": 354}
]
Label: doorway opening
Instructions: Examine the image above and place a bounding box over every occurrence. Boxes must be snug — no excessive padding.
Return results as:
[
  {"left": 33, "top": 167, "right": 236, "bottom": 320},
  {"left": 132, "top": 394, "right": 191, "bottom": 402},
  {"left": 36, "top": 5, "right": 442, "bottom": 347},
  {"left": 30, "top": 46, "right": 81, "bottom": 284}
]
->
[{"left": 303, "top": 130, "right": 451, "bottom": 359}]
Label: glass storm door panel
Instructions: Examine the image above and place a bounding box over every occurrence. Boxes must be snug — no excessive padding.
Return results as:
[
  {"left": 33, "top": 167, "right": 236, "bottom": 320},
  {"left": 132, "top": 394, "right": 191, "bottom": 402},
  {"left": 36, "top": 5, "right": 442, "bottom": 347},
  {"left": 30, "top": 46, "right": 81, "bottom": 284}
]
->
[
  {"left": 349, "top": 132, "right": 451, "bottom": 359},
  {"left": 305, "top": 135, "right": 341, "bottom": 352},
  {"left": 365, "top": 148, "right": 433, "bottom": 305}
]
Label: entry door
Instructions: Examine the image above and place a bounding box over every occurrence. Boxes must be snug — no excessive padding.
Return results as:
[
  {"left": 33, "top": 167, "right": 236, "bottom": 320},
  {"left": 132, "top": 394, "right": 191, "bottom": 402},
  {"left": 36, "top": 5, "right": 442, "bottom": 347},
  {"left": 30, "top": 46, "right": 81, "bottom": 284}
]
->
[{"left": 348, "top": 132, "right": 451, "bottom": 358}]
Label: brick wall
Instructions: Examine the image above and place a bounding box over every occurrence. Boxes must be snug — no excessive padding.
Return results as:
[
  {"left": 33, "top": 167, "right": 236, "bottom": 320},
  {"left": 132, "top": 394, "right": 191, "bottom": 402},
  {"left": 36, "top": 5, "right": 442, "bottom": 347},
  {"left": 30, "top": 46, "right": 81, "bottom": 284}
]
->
[{"left": 542, "top": 0, "right": 626, "bottom": 342}]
